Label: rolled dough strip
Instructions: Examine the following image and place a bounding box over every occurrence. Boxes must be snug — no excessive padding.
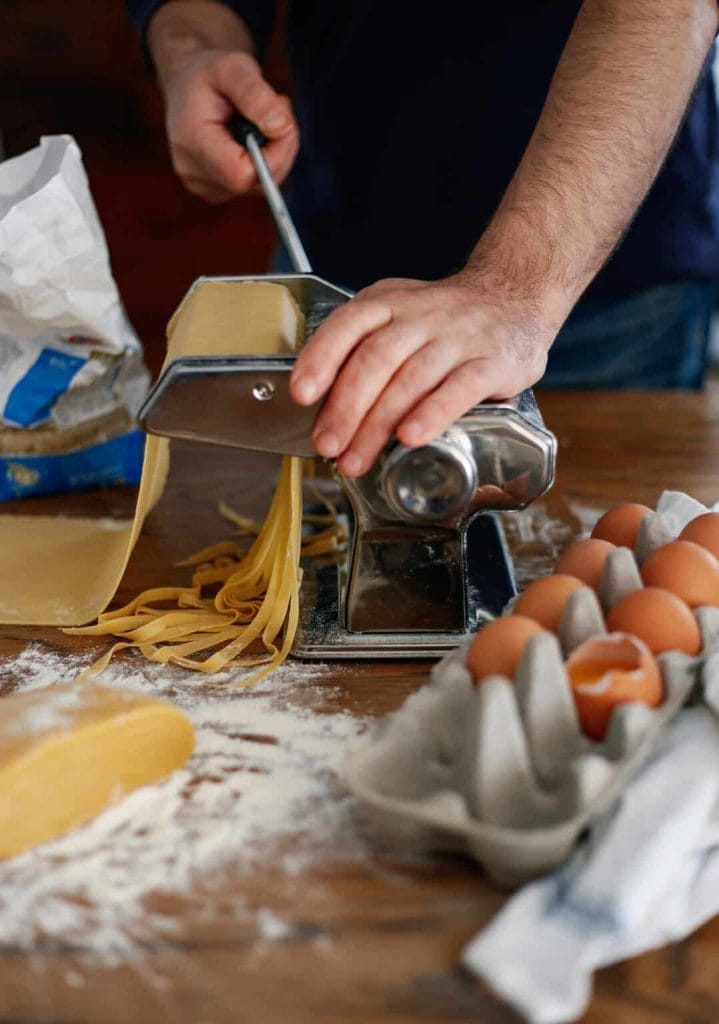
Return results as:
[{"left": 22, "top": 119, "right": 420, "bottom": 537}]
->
[
  {"left": 0, "top": 281, "right": 303, "bottom": 626},
  {"left": 0, "top": 682, "right": 195, "bottom": 858}
]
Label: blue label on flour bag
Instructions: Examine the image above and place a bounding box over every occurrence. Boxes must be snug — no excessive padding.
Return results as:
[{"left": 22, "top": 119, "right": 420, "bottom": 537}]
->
[
  {"left": 0, "top": 430, "right": 145, "bottom": 501},
  {"left": 4, "top": 348, "right": 87, "bottom": 428}
]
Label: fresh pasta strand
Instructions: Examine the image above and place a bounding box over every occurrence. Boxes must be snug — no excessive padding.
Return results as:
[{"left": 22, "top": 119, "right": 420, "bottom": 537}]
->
[{"left": 67, "top": 456, "right": 344, "bottom": 687}]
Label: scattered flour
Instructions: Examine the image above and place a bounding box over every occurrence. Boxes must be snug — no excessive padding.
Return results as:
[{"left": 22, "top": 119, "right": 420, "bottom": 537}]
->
[
  {"left": 0, "top": 646, "right": 369, "bottom": 961},
  {"left": 256, "top": 907, "right": 296, "bottom": 943},
  {"left": 0, "top": 501, "right": 600, "bottom": 965},
  {"left": 0, "top": 686, "right": 87, "bottom": 736},
  {"left": 501, "top": 499, "right": 603, "bottom": 588}
]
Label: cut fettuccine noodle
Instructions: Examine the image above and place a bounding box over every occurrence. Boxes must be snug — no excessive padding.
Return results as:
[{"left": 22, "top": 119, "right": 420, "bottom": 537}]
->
[{"left": 67, "top": 457, "right": 346, "bottom": 686}]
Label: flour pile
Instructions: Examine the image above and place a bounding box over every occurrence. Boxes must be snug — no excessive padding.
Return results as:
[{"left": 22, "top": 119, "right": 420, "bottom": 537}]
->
[{"left": 0, "top": 647, "right": 367, "bottom": 960}]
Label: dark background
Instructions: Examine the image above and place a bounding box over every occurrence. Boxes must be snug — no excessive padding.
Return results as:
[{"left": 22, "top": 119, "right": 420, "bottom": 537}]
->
[{"left": 0, "top": 1, "right": 290, "bottom": 375}]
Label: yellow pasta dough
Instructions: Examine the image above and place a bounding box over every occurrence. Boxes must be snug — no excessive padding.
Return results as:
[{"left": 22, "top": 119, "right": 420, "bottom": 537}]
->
[
  {"left": 166, "top": 278, "right": 303, "bottom": 358},
  {"left": 0, "top": 682, "right": 195, "bottom": 859}
]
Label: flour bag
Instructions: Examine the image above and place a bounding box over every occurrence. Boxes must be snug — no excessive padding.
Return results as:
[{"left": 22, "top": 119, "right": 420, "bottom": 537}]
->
[{"left": 0, "top": 135, "right": 149, "bottom": 499}]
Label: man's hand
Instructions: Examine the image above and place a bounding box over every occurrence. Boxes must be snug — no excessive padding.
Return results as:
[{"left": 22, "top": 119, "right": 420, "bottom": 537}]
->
[
  {"left": 148, "top": 1, "right": 299, "bottom": 203},
  {"left": 290, "top": 271, "right": 552, "bottom": 478}
]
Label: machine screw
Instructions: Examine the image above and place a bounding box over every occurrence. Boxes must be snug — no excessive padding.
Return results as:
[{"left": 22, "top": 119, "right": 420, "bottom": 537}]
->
[{"left": 252, "top": 381, "right": 275, "bottom": 402}]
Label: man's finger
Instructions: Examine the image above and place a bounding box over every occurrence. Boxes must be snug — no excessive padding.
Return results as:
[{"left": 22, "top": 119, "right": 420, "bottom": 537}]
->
[
  {"left": 397, "top": 360, "right": 492, "bottom": 448},
  {"left": 290, "top": 299, "right": 393, "bottom": 407},
  {"left": 310, "top": 320, "right": 427, "bottom": 460},
  {"left": 213, "top": 55, "right": 295, "bottom": 140},
  {"left": 260, "top": 129, "right": 300, "bottom": 184},
  {"left": 335, "top": 338, "right": 472, "bottom": 476},
  {"left": 189, "top": 124, "right": 257, "bottom": 193}
]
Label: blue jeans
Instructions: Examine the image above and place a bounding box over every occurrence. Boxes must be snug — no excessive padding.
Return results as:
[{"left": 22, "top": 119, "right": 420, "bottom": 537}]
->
[{"left": 540, "top": 280, "right": 716, "bottom": 390}]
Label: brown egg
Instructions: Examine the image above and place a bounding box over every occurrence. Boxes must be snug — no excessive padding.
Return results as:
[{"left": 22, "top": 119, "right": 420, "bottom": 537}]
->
[
  {"left": 466, "top": 615, "right": 545, "bottom": 684},
  {"left": 591, "top": 503, "right": 653, "bottom": 549},
  {"left": 679, "top": 512, "right": 719, "bottom": 560},
  {"left": 514, "top": 574, "right": 586, "bottom": 632},
  {"left": 555, "top": 538, "right": 616, "bottom": 590},
  {"left": 566, "top": 632, "right": 663, "bottom": 741},
  {"left": 606, "top": 587, "right": 701, "bottom": 656},
  {"left": 640, "top": 540, "right": 719, "bottom": 608}
]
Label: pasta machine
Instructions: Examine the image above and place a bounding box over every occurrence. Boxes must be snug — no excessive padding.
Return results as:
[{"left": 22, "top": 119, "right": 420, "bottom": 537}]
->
[{"left": 139, "top": 117, "right": 557, "bottom": 658}]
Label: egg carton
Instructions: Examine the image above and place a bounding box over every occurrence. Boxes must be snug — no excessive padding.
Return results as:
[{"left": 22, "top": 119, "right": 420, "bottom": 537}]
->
[{"left": 345, "top": 492, "right": 719, "bottom": 887}]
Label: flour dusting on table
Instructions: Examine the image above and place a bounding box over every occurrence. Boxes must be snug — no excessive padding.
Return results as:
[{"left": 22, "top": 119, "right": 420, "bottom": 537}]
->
[
  {"left": 0, "top": 646, "right": 368, "bottom": 961},
  {"left": 0, "top": 500, "right": 602, "bottom": 964},
  {"left": 501, "top": 498, "right": 603, "bottom": 588}
]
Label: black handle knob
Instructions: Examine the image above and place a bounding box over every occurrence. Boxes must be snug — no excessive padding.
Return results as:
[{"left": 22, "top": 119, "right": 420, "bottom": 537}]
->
[{"left": 228, "top": 112, "right": 267, "bottom": 148}]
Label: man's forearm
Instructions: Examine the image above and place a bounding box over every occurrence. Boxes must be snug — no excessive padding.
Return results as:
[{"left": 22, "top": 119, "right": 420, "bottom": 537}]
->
[
  {"left": 469, "top": 0, "right": 719, "bottom": 331},
  {"left": 147, "top": 0, "right": 255, "bottom": 93}
]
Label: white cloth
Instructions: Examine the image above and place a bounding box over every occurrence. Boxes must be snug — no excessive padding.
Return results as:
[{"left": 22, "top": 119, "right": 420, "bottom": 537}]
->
[{"left": 463, "top": 708, "right": 719, "bottom": 1023}]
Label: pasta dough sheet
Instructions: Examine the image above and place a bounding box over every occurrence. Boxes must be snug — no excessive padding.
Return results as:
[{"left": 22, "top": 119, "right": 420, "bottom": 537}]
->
[
  {"left": 0, "top": 682, "right": 195, "bottom": 858},
  {"left": 0, "top": 280, "right": 303, "bottom": 626}
]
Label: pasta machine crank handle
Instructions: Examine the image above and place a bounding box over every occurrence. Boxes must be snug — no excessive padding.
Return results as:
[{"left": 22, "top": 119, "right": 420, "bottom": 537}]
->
[{"left": 228, "top": 114, "right": 312, "bottom": 275}]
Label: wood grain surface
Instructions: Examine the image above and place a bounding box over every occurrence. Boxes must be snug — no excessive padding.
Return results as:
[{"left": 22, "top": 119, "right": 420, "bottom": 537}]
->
[{"left": 1, "top": 388, "right": 719, "bottom": 1024}]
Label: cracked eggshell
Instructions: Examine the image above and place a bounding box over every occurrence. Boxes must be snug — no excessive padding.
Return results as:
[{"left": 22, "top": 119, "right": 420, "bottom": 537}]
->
[{"left": 566, "top": 632, "right": 664, "bottom": 741}]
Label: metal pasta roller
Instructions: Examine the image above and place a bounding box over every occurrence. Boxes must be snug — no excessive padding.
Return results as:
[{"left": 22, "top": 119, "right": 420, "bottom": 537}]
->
[{"left": 139, "top": 115, "right": 557, "bottom": 658}]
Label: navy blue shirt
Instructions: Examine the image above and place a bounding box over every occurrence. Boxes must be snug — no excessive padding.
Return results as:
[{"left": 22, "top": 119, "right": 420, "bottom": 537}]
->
[{"left": 128, "top": 0, "right": 719, "bottom": 299}]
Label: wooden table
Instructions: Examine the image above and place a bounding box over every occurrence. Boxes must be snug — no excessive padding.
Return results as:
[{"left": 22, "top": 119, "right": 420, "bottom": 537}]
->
[{"left": 1, "top": 389, "right": 719, "bottom": 1024}]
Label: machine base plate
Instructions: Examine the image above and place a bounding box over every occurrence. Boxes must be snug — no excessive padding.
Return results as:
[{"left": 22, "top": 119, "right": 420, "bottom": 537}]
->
[{"left": 292, "top": 513, "right": 516, "bottom": 659}]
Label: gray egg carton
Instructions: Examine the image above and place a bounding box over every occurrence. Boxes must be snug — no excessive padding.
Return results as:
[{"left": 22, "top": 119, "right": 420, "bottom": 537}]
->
[{"left": 345, "top": 498, "right": 719, "bottom": 887}]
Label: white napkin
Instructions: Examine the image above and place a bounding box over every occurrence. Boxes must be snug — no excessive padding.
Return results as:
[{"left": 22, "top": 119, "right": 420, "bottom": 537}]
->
[
  {"left": 655, "top": 490, "right": 719, "bottom": 533},
  {"left": 463, "top": 707, "right": 719, "bottom": 1023}
]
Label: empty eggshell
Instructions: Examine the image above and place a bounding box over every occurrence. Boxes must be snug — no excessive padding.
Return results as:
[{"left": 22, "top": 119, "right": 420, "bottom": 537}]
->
[
  {"left": 514, "top": 574, "right": 586, "bottom": 632},
  {"left": 640, "top": 540, "right": 719, "bottom": 608},
  {"left": 555, "top": 538, "right": 616, "bottom": 590},
  {"left": 466, "top": 615, "right": 546, "bottom": 684},
  {"left": 679, "top": 512, "right": 719, "bottom": 560},
  {"left": 566, "top": 632, "right": 663, "bottom": 741},
  {"left": 591, "top": 503, "right": 653, "bottom": 549},
  {"left": 606, "top": 586, "right": 701, "bottom": 656}
]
